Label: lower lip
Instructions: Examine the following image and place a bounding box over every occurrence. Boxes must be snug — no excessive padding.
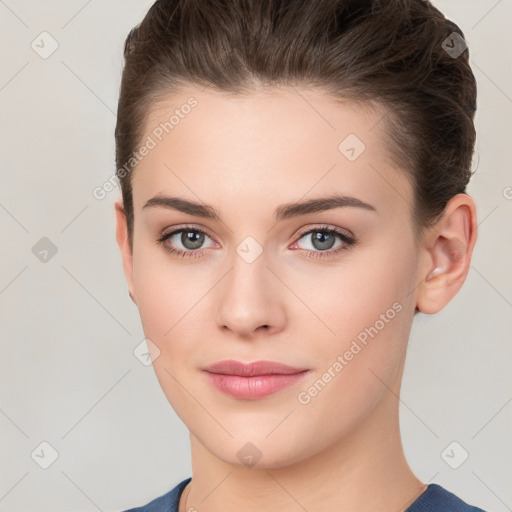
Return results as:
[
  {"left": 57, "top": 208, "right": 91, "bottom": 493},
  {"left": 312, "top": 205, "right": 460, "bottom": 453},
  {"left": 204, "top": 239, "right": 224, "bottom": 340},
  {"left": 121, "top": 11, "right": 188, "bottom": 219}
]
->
[{"left": 204, "top": 371, "right": 310, "bottom": 400}]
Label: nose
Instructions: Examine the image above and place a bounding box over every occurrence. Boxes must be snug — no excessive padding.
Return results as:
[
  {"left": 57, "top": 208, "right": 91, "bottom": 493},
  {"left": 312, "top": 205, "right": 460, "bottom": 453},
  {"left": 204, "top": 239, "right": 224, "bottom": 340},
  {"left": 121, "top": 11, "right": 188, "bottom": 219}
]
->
[{"left": 216, "top": 252, "right": 286, "bottom": 339}]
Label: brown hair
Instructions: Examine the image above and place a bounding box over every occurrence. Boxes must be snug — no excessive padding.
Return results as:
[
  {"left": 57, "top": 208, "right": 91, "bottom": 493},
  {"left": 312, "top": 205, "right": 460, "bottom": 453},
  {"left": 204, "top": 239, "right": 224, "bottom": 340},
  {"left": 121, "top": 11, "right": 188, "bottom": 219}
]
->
[{"left": 115, "top": 0, "right": 477, "bottom": 249}]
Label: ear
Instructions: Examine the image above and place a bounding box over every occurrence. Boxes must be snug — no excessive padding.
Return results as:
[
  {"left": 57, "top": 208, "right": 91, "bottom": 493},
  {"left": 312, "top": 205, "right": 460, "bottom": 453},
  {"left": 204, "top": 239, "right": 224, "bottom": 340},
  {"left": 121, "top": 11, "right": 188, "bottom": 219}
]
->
[
  {"left": 416, "top": 193, "right": 478, "bottom": 315},
  {"left": 114, "top": 199, "right": 137, "bottom": 305}
]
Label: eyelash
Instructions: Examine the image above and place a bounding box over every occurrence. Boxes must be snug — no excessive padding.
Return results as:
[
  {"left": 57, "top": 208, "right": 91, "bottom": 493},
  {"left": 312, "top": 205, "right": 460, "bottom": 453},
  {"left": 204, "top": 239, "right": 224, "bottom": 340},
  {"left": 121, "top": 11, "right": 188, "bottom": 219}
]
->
[{"left": 155, "top": 224, "right": 356, "bottom": 260}]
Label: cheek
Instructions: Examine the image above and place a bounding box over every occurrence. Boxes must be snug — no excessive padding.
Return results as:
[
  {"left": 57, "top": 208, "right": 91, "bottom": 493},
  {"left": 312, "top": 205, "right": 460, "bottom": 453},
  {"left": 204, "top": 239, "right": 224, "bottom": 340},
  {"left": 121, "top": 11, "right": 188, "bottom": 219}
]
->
[
  {"left": 131, "top": 251, "right": 208, "bottom": 418},
  {"left": 339, "top": 244, "right": 415, "bottom": 357},
  {"left": 296, "top": 242, "right": 416, "bottom": 394},
  {"left": 289, "top": 258, "right": 414, "bottom": 448},
  {"left": 289, "top": 239, "right": 415, "bottom": 344},
  {"left": 131, "top": 240, "right": 183, "bottom": 348},
  {"left": 131, "top": 244, "right": 215, "bottom": 363}
]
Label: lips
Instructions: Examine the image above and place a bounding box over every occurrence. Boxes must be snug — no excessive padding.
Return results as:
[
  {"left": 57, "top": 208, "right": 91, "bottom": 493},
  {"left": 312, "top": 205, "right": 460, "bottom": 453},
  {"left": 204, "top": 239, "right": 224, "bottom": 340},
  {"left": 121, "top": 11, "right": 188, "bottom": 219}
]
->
[
  {"left": 202, "top": 360, "right": 310, "bottom": 399},
  {"left": 203, "top": 360, "right": 309, "bottom": 376}
]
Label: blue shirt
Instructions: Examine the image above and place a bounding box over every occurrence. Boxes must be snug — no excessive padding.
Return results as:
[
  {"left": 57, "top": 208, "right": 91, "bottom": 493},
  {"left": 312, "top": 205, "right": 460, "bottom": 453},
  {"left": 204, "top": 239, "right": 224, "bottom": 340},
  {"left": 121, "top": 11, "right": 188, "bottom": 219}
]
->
[{"left": 122, "top": 477, "right": 488, "bottom": 511}]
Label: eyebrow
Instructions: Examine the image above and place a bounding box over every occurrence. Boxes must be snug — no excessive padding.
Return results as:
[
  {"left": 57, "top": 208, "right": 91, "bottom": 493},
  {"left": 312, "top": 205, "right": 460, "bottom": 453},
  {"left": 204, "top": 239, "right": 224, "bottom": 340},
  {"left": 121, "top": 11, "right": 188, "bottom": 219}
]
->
[{"left": 142, "top": 194, "right": 377, "bottom": 222}]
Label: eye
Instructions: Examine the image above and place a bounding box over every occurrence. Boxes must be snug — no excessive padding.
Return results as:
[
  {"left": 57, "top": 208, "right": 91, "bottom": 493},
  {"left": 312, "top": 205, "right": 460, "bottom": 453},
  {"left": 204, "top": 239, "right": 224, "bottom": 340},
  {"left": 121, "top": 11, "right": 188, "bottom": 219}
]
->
[
  {"left": 156, "top": 224, "right": 356, "bottom": 260},
  {"left": 291, "top": 225, "right": 356, "bottom": 259},
  {"left": 156, "top": 225, "right": 217, "bottom": 258}
]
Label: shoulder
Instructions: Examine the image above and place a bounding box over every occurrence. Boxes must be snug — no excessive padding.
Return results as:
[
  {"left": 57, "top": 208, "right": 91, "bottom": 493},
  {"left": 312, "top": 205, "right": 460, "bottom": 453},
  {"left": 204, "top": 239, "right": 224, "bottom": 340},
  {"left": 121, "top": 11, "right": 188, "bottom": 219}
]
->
[
  {"left": 120, "top": 477, "right": 191, "bottom": 512},
  {"left": 407, "top": 483, "right": 488, "bottom": 512}
]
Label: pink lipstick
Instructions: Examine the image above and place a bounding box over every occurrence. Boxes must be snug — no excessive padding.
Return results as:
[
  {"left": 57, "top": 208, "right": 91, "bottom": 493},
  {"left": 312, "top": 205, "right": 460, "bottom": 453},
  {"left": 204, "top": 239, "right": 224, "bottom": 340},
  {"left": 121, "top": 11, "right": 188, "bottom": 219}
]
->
[{"left": 203, "top": 360, "right": 310, "bottom": 400}]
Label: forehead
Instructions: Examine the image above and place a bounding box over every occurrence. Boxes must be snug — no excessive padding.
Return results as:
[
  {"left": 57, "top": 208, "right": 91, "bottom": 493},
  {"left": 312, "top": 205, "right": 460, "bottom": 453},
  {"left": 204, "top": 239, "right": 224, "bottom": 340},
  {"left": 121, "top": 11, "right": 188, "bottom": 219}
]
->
[{"left": 131, "top": 85, "right": 412, "bottom": 220}]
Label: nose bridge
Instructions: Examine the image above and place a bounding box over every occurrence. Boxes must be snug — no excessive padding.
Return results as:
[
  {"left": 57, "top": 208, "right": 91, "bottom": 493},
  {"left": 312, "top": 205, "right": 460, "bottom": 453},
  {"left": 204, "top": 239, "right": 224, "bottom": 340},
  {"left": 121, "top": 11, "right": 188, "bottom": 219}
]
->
[
  {"left": 216, "top": 240, "right": 284, "bottom": 335},
  {"left": 226, "top": 243, "right": 273, "bottom": 309}
]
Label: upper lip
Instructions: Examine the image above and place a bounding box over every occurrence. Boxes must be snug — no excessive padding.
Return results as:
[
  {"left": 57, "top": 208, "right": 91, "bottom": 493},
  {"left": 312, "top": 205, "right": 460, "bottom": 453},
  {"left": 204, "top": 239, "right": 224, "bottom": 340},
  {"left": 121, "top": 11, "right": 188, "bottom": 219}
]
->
[{"left": 203, "top": 360, "right": 309, "bottom": 377}]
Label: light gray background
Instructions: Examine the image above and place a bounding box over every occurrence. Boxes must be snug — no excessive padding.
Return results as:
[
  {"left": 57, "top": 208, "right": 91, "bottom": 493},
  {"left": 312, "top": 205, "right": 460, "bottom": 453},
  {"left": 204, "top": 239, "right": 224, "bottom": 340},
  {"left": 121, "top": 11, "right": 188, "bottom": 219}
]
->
[{"left": 0, "top": 1, "right": 510, "bottom": 511}]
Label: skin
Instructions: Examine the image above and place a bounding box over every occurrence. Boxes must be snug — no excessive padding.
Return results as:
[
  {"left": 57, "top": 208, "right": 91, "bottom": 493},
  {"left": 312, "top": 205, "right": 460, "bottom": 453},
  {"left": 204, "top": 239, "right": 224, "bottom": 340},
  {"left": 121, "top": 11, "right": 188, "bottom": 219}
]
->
[{"left": 115, "top": 85, "right": 478, "bottom": 512}]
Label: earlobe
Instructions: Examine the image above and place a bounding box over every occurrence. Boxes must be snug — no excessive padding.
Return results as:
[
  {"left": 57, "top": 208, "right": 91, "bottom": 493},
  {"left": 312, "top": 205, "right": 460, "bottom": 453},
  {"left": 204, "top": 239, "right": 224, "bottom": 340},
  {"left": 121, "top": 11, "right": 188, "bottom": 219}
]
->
[
  {"left": 416, "top": 194, "right": 478, "bottom": 315},
  {"left": 114, "top": 199, "right": 137, "bottom": 305}
]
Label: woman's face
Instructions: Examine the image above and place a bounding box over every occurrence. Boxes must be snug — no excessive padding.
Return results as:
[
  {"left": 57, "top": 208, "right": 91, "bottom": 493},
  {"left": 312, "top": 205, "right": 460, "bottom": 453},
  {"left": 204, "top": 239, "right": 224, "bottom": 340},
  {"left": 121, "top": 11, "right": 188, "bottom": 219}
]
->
[{"left": 120, "top": 85, "right": 423, "bottom": 467}]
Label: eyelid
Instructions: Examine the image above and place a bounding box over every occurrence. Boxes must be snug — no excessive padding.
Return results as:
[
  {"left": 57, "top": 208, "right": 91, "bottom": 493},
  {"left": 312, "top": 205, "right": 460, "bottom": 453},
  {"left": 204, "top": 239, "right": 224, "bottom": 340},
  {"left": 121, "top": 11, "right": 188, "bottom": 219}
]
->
[
  {"left": 160, "top": 223, "right": 215, "bottom": 240},
  {"left": 293, "top": 223, "right": 355, "bottom": 242}
]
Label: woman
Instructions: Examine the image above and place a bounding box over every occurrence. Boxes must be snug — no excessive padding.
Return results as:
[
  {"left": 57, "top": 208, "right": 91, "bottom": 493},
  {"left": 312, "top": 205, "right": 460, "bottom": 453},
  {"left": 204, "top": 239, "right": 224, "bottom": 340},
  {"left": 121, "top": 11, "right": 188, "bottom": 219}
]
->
[{"left": 114, "top": 0, "right": 486, "bottom": 510}]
